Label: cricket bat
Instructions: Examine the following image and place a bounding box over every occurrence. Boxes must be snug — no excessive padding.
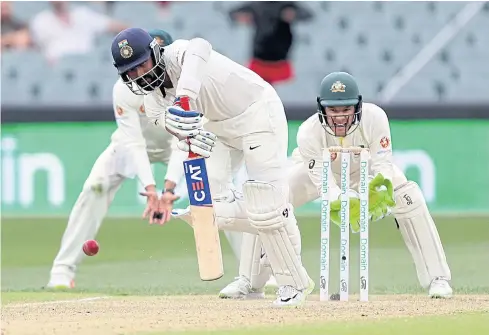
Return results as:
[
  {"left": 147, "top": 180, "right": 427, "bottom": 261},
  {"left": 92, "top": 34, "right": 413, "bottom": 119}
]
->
[{"left": 183, "top": 151, "right": 224, "bottom": 281}]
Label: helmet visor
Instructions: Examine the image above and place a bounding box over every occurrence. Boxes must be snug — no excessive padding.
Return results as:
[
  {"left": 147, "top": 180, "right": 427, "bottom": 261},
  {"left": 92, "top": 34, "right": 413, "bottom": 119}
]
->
[{"left": 319, "top": 98, "right": 359, "bottom": 107}]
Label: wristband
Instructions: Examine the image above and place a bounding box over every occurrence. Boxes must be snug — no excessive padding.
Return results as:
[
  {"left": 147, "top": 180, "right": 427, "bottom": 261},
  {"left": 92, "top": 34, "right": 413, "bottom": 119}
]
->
[{"left": 163, "top": 188, "right": 175, "bottom": 195}]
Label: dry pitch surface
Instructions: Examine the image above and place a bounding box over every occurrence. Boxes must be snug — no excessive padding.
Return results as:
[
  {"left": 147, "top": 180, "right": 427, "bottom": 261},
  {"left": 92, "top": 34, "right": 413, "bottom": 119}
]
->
[{"left": 2, "top": 294, "right": 489, "bottom": 335}]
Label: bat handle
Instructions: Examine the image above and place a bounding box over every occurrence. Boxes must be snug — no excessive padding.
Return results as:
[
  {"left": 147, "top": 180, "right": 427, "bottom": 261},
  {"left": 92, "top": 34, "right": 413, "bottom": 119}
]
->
[
  {"left": 186, "top": 138, "right": 200, "bottom": 159},
  {"left": 179, "top": 97, "right": 201, "bottom": 160}
]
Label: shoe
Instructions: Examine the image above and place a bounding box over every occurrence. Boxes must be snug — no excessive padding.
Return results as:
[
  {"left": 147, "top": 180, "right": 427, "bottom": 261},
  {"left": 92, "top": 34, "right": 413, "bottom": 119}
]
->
[
  {"left": 218, "top": 276, "right": 265, "bottom": 299},
  {"left": 429, "top": 276, "right": 453, "bottom": 298},
  {"left": 46, "top": 273, "right": 75, "bottom": 290},
  {"left": 273, "top": 276, "right": 315, "bottom": 307}
]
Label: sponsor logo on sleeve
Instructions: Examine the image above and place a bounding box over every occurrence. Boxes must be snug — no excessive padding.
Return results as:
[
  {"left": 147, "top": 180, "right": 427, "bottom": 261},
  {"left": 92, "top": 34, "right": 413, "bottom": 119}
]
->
[{"left": 380, "top": 136, "right": 390, "bottom": 149}]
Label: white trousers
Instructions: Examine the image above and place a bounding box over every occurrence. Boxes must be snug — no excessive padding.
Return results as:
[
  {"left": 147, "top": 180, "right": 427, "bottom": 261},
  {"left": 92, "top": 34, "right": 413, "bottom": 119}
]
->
[
  {"left": 204, "top": 94, "right": 290, "bottom": 197},
  {"left": 204, "top": 90, "right": 311, "bottom": 288},
  {"left": 50, "top": 142, "right": 174, "bottom": 278}
]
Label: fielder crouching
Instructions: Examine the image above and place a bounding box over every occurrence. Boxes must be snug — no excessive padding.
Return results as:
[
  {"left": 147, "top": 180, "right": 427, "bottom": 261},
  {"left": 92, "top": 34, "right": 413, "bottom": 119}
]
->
[{"left": 46, "top": 30, "right": 188, "bottom": 289}]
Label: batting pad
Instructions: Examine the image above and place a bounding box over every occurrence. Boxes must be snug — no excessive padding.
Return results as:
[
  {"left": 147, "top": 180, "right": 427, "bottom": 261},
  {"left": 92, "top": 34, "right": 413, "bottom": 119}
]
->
[
  {"left": 237, "top": 233, "right": 272, "bottom": 289},
  {"left": 394, "top": 181, "right": 451, "bottom": 288},
  {"left": 243, "top": 181, "right": 309, "bottom": 290}
]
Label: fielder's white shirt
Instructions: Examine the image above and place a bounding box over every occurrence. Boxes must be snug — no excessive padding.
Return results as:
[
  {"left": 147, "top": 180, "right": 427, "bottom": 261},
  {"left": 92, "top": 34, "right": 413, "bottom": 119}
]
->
[
  {"left": 144, "top": 39, "right": 276, "bottom": 137},
  {"left": 297, "top": 103, "right": 394, "bottom": 196},
  {"left": 111, "top": 79, "right": 186, "bottom": 188}
]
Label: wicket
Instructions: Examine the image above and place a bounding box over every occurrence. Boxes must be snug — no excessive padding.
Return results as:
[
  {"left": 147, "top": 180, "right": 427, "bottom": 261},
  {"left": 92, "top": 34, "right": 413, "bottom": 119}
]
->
[{"left": 320, "top": 146, "right": 370, "bottom": 302}]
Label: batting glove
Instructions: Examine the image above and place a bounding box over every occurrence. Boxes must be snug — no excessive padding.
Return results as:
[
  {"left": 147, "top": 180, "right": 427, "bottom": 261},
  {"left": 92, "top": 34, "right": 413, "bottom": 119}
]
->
[
  {"left": 176, "top": 129, "right": 217, "bottom": 158},
  {"left": 165, "top": 106, "right": 204, "bottom": 139}
]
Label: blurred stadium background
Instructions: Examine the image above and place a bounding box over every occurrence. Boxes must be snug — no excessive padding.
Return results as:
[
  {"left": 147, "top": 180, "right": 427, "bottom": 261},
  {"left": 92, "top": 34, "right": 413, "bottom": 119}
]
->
[
  {"left": 2, "top": 0, "right": 488, "bottom": 216},
  {"left": 2, "top": 1, "right": 489, "bottom": 105},
  {"left": 1, "top": 1, "right": 489, "bottom": 298}
]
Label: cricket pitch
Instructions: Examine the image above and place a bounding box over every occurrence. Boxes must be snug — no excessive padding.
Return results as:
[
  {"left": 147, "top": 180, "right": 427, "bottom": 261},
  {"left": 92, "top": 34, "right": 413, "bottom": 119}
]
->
[{"left": 2, "top": 294, "right": 489, "bottom": 335}]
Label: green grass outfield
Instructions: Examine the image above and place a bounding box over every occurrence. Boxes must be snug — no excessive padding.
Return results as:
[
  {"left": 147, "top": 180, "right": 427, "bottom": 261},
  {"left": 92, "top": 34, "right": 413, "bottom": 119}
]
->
[
  {"left": 2, "top": 216, "right": 489, "bottom": 334},
  {"left": 145, "top": 312, "right": 489, "bottom": 335},
  {"left": 2, "top": 216, "right": 489, "bottom": 296}
]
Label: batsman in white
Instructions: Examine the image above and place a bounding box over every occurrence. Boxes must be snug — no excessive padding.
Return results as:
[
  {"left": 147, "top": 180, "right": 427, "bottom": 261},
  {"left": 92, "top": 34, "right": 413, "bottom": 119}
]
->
[
  {"left": 47, "top": 30, "right": 188, "bottom": 289},
  {"left": 218, "top": 72, "right": 453, "bottom": 299},
  {"left": 110, "top": 27, "right": 314, "bottom": 307}
]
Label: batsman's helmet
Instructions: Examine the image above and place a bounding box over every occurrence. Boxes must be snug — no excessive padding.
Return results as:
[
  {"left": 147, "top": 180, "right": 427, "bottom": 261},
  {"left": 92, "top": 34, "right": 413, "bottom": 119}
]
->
[
  {"left": 111, "top": 27, "right": 167, "bottom": 95},
  {"left": 316, "top": 72, "right": 363, "bottom": 136}
]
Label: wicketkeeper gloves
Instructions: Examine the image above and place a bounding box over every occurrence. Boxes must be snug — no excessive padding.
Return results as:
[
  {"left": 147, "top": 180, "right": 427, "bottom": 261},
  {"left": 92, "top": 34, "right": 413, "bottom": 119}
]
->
[
  {"left": 329, "top": 173, "right": 396, "bottom": 233},
  {"left": 367, "top": 173, "right": 395, "bottom": 224}
]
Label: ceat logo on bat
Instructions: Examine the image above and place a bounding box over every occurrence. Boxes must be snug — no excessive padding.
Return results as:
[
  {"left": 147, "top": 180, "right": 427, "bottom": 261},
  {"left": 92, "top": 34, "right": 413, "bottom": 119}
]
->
[
  {"left": 183, "top": 158, "right": 213, "bottom": 206},
  {"left": 380, "top": 136, "right": 390, "bottom": 149}
]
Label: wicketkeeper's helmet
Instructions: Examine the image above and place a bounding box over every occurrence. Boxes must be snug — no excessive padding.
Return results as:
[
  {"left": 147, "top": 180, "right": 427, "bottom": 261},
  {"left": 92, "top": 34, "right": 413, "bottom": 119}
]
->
[{"left": 316, "top": 72, "right": 363, "bottom": 137}]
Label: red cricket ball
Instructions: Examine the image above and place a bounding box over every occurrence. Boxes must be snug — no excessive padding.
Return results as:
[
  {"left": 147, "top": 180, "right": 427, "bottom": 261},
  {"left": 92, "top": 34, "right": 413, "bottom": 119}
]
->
[{"left": 82, "top": 240, "right": 99, "bottom": 256}]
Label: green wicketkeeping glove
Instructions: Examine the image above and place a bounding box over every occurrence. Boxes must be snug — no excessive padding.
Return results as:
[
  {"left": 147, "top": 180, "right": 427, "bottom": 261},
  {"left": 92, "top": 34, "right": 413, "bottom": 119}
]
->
[
  {"left": 368, "top": 173, "right": 396, "bottom": 223},
  {"left": 330, "top": 173, "right": 396, "bottom": 233},
  {"left": 330, "top": 192, "right": 362, "bottom": 233}
]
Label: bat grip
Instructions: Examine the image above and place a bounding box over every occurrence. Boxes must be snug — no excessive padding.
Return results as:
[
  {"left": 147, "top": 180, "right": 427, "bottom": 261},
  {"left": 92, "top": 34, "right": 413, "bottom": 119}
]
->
[
  {"left": 184, "top": 137, "right": 200, "bottom": 158},
  {"left": 179, "top": 97, "right": 202, "bottom": 159}
]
